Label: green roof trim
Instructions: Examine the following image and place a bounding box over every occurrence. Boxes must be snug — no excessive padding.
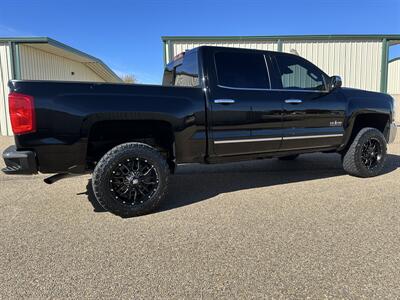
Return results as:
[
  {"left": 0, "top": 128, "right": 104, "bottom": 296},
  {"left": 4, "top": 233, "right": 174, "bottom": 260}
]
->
[
  {"left": 0, "top": 37, "right": 122, "bottom": 82},
  {"left": 162, "top": 34, "right": 400, "bottom": 42}
]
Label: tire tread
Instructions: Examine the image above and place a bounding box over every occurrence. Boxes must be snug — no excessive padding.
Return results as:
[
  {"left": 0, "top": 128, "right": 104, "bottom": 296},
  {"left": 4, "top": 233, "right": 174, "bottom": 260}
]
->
[{"left": 92, "top": 142, "right": 169, "bottom": 217}]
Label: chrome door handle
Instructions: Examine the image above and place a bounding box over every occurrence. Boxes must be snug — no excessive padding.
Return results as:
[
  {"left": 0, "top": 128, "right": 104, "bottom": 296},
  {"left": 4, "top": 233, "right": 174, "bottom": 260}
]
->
[
  {"left": 214, "top": 99, "right": 236, "bottom": 104},
  {"left": 285, "top": 99, "right": 302, "bottom": 104}
]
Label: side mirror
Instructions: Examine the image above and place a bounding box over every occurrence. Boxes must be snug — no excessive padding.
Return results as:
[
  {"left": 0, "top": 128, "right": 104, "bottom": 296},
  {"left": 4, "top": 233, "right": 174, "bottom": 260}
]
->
[{"left": 329, "top": 76, "right": 342, "bottom": 90}]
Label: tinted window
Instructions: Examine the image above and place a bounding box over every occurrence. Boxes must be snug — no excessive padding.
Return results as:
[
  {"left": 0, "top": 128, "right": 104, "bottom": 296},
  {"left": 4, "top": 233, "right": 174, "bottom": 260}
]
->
[
  {"left": 274, "top": 54, "right": 327, "bottom": 91},
  {"left": 162, "top": 52, "right": 200, "bottom": 87},
  {"left": 215, "top": 52, "right": 270, "bottom": 89}
]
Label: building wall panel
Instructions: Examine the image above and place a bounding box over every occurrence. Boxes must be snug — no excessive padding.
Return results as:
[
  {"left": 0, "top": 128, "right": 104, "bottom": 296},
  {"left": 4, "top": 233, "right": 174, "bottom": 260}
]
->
[
  {"left": 19, "top": 45, "right": 105, "bottom": 82},
  {"left": 167, "top": 39, "right": 383, "bottom": 93},
  {"left": 0, "top": 43, "right": 12, "bottom": 136},
  {"left": 282, "top": 40, "right": 382, "bottom": 92},
  {"left": 389, "top": 60, "right": 400, "bottom": 123},
  {"left": 170, "top": 40, "right": 278, "bottom": 62},
  {"left": 388, "top": 59, "right": 400, "bottom": 95}
]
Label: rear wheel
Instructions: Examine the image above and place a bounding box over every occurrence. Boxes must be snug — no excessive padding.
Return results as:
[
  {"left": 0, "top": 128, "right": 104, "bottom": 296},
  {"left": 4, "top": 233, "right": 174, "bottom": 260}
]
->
[
  {"left": 342, "top": 127, "right": 387, "bottom": 178},
  {"left": 92, "top": 142, "right": 169, "bottom": 217},
  {"left": 278, "top": 154, "right": 300, "bottom": 161}
]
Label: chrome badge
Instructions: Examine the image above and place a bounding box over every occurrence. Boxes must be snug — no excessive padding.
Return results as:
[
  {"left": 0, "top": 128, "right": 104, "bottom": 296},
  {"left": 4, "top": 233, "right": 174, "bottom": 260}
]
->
[{"left": 330, "top": 120, "right": 343, "bottom": 127}]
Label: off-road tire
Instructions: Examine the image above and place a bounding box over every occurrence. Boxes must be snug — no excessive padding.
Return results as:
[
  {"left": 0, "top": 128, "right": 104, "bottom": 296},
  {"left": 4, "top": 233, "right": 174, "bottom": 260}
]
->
[
  {"left": 278, "top": 154, "right": 300, "bottom": 161},
  {"left": 342, "top": 127, "right": 387, "bottom": 178},
  {"left": 92, "top": 142, "right": 169, "bottom": 217}
]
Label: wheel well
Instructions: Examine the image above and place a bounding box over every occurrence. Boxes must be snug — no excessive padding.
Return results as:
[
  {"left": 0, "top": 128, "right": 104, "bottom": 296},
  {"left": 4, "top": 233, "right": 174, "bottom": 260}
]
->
[
  {"left": 87, "top": 120, "right": 174, "bottom": 170},
  {"left": 349, "top": 113, "right": 390, "bottom": 144}
]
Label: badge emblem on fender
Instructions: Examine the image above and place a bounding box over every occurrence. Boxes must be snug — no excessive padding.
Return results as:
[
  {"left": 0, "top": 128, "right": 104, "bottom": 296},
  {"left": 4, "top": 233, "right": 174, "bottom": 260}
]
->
[{"left": 330, "top": 120, "right": 343, "bottom": 127}]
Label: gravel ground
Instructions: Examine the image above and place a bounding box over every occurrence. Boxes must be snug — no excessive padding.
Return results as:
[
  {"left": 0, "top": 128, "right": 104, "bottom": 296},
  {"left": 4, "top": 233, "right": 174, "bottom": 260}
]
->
[{"left": 0, "top": 135, "right": 399, "bottom": 299}]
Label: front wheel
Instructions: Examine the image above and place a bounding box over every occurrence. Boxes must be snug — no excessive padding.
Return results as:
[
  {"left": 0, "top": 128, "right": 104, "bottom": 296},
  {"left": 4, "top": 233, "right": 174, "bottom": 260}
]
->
[
  {"left": 92, "top": 142, "right": 169, "bottom": 217},
  {"left": 342, "top": 127, "right": 387, "bottom": 178}
]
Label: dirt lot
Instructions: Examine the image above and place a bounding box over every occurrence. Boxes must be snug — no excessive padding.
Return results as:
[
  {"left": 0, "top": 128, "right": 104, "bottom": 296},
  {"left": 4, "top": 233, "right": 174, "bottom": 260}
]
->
[{"left": 1, "top": 135, "right": 399, "bottom": 298}]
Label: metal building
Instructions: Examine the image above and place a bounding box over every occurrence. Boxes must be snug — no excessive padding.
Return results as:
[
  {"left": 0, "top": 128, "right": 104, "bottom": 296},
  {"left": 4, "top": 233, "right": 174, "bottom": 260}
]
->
[
  {"left": 0, "top": 37, "right": 122, "bottom": 136},
  {"left": 388, "top": 58, "right": 400, "bottom": 94},
  {"left": 162, "top": 34, "right": 400, "bottom": 95}
]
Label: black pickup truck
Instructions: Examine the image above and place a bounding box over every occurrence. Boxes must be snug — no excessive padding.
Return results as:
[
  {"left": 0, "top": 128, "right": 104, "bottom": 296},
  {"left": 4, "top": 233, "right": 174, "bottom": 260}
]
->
[{"left": 3, "top": 46, "right": 397, "bottom": 217}]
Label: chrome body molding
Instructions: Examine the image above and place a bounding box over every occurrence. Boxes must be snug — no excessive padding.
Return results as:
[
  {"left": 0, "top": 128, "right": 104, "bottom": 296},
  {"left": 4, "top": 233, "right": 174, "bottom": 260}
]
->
[
  {"left": 282, "top": 134, "right": 343, "bottom": 140},
  {"left": 214, "top": 99, "right": 236, "bottom": 104},
  {"left": 388, "top": 122, "right": 397, "bottom": 144},
  {"left": 285, "top": 99, "right": 303, "bottom": 104},
  {"left": 214, "top": 137, "right": 282, "bottom": 144},
  {"left": 214, "top": 133, "right": 344, "bottom": 144},
  {"left": 216, "top": 84, "right": 329, "bottom": 93}
]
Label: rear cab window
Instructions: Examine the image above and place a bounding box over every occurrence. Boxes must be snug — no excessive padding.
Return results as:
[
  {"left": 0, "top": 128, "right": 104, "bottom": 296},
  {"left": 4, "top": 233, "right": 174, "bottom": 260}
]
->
[
  {"left": 162, "top": 50, "right": 200, "bottom": 87},
  {"left": 214, "top": 51, "right": 270, "bottom": 89}
]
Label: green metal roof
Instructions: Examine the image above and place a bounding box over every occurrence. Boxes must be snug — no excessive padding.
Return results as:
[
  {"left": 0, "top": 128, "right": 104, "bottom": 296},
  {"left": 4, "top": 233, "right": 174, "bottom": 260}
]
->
[
  {"left": 162, "top": 34, "right": 400, "bottom": 42},
  {"left": 0, "top": 37, "right": 122, "bottom": 82}
]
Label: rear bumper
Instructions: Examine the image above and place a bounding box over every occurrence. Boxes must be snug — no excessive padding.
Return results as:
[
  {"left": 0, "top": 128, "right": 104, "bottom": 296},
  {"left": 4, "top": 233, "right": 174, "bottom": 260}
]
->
[
  {"left": 388, "top": 122, "right": 397, "bottom": 144},
  {"left": 2, "top": 146, "right": 38, "bottom": 175}
]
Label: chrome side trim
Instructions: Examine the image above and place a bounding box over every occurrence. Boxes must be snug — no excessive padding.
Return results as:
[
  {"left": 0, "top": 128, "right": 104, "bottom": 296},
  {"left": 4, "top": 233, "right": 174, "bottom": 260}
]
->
[
  {"left": 217, "top": 84, "right": 330, "bottom": 93},
  {"left": 214, "top": 137, "right": 282, "bottom": 144},
  {"left": 214, "top": 134, "right": 343, "bottom": 144},
  {"left": 388, "top": 122, "right": 397, "bottom": 144},
  {"left": 214, "top": 99, "right": 235, "bottom": 104},
  {"left": 271, "top": 88, "right": 329, "bottom": 93},
  {"left": 285, "top": 99, "right": 303, "bottom": 104},
  {"left": 283, "top": 134, "right": 343, "bottom": 140},
  {"left": 217, "top": 84, "right": 269, "bottom": 91},
  {"left": 263, "top": 54, "right": 272, "bottom": 89}
]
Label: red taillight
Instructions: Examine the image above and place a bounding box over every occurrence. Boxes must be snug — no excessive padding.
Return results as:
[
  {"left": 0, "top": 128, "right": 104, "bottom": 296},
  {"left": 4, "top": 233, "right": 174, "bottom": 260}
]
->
[{"left": 9, "top": 92, "right": 36, "bottom": 134}]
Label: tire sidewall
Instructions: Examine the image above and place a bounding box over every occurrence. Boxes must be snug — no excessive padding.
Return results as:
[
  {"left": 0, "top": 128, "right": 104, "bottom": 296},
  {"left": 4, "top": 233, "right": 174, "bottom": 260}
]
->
[
  {"left": 353, "top": 129, "right": 387, "bottom": 177},
  {"left": 92, "top": 143, "right": 169, "bottom": 217}
]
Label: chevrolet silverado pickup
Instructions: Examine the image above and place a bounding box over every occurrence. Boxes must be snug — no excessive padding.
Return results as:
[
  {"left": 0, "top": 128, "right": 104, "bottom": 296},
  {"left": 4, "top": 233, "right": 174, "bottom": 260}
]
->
[{"left": 2, "top": 46, "right": 397, "bottom": 217}]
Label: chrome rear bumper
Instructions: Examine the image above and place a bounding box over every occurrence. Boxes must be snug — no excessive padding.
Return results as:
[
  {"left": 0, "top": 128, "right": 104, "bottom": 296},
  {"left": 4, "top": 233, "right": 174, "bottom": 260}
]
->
[{"left": 388, "top": 122, "right": 397, "bottom": 144}]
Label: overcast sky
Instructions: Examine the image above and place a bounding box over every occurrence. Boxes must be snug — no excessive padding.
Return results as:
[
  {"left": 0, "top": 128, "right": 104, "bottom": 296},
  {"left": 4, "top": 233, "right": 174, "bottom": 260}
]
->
[{"left": 1, "top": 0, "right": 399, "bottom": 84}]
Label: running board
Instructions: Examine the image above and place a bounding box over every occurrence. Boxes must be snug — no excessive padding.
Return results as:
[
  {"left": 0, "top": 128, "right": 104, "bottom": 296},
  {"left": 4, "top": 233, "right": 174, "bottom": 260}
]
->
[{"left": 44, "top": 173, "right": 80, "bottom": 184}]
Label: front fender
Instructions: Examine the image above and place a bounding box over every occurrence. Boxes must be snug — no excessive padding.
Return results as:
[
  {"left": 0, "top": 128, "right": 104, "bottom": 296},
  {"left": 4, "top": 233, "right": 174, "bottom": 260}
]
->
[{"left": 338, "top": 88, "right": 393, "bottom": 151}]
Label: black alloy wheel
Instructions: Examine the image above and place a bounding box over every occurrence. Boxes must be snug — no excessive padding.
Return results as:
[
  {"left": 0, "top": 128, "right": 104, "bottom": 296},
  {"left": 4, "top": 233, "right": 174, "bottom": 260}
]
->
[
  {"left": 109, "top": 157, "right": 159, "bottom": 206},
  {"left": 360, "top": 138, "right": 383, "bottom": 170},
  {"left": 342, "top": 127, "right": 387, "bottom": 178},
  {"left": 92, "top": 142, "right": 169, "bottom": 217}
]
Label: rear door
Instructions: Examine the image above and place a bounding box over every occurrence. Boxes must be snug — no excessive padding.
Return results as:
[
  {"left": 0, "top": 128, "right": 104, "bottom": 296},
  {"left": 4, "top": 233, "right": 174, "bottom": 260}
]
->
[
  {"left": 269, "top": 53, "right": 346, "bottom": 151},
  {"left": 207, "top": 49, "right": 283, "bottom": 156}
]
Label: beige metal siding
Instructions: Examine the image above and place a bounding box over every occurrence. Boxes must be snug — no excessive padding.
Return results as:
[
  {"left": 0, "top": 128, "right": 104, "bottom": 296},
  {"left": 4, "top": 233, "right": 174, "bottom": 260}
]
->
[
  {"left": 19, "top": 45, "right": 105, "bottom": 82},
  {"left": 388, "top": 59, "right": 400, "bottom": 94},
  {"left": 169, "top": 40, "right": 278, "bottom": 62},
  {"left": 392, "top": 94, "right": 400, "bottom": 124},
  {"left": 282, "top": 40, "right": 382, "bottom": 92},
  {"left": 0, "top": 43, "right": 12, "bottom": 136},
  {"left": 168, "top": 39, "right": 383, "bottom": 92}
]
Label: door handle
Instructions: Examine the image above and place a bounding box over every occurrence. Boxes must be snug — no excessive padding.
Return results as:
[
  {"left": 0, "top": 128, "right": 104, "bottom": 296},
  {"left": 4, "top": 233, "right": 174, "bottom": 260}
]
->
[
  {"left": 214, "top": 99, "right": 236, "bottom": 104},
  {"left": 285, "top": 99, "right": 303, "bottom": 104}
]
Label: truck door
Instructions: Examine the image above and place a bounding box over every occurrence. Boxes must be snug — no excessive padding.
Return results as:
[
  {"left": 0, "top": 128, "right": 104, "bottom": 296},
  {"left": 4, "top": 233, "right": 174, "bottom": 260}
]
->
[
  {"left": 207, "top": 49, "right": 283, "bottom": 156},
  {"left": 269, "top": 53, "right": 346, "bottom": 151}
]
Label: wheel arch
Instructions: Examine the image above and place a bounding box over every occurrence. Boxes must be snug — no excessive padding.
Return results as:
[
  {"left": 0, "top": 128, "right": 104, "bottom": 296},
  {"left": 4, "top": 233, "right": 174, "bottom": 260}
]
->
[
  {"left": 340, "top": 111, "right": 391, "bottom": 151},
  {"left": 85, "top": 118, "right": 176, "bottom": 171}
]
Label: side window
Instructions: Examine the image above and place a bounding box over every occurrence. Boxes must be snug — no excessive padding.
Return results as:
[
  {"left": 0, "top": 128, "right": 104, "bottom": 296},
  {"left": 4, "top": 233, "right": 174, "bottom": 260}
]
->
[
  {"left": 174, "top": 52, "right": 199, "bottom": 87},
  {"left": 215, "top": 52, "right": 270, "bottom": 89},
  {"left": 274, "top": 54, "right": 327, "bottom": 91},
  {"left": 162, "top": 52, "right": 200, "bottom": 87}
]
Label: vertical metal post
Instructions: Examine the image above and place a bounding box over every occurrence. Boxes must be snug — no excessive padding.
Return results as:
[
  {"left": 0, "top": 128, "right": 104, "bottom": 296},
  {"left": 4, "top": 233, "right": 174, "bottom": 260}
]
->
[{"left": 380, "top": 38, "right": 389, "bottom": 93}]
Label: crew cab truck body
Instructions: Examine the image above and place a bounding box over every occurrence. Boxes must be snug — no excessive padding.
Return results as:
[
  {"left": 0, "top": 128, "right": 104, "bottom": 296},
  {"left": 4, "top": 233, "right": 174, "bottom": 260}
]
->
[{"left": 3, "top": 46, "right": 397, "bottom": 217}]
